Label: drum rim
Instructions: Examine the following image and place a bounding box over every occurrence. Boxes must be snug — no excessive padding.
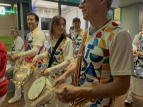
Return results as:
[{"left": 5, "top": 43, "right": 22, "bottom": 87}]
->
[{"left": 28, "top": 76, "right": 47, "bottom": 100}]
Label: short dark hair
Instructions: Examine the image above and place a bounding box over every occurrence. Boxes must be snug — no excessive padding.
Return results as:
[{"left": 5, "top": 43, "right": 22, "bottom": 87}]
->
[
  {"left": 70, "top": 26, "right": 74, "bottom": 29},
  {"left": 27, "top": 12, "right": 39, "bottom": 22},
  {"left": 73, "top": 17, "right": 81, "bottom": 23},
  {"left": 107, "top": 0, "right": 113, "bottom": 10}
]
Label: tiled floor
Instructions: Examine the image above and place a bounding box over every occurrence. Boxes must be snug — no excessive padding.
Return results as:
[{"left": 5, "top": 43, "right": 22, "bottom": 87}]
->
[{"left": 1, "top": 91, "right": 143, "bottom": 107}]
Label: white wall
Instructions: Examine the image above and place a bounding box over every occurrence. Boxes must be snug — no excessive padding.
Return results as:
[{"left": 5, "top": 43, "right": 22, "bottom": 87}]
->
[
  {"left": 36, "top": 7, "right": 86, "bottom": 35},
  {"left": 63, "top": 7, "right": 86, "bottom": 34}
]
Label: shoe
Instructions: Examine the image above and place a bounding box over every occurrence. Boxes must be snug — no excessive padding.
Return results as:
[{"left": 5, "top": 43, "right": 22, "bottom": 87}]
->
[
  {"left": 125, "top": 97, "right": 133, "bottom": 105},
  {"left": 8, "top": 97, "right": 21, "bottom": 103}
]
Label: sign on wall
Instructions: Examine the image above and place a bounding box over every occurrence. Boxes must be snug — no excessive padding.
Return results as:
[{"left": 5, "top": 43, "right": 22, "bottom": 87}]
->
[{"left": 0, "top": 6, "right": 5, "bottom": 15}]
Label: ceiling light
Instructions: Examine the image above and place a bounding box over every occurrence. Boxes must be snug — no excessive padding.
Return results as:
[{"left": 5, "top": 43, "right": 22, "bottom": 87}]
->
[{"left": 0, "top": 3, "right": 11, "bottom": 7}]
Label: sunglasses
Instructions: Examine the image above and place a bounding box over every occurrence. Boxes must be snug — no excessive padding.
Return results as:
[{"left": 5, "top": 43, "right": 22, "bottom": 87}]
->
[{"left": 81, "top": 0, "right": 86, "bottom": 4}]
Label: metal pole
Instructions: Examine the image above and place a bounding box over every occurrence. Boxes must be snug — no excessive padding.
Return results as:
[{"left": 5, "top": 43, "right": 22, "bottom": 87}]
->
[{"left": 58, "top": 0, "right": 61, "bottom": 15}]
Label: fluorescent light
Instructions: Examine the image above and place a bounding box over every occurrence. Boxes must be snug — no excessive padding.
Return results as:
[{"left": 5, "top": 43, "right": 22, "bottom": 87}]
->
[{"left": 0, "top": 3, "right": 11, "bottom": 7}]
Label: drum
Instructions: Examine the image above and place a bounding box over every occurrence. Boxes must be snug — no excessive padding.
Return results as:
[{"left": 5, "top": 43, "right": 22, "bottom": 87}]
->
[
  {"left": 138, "top": 51, "right": 143, "bottom": 66},
  {"left": 10, "top": 64, "right": 34, "bottom": 88},
  {"left": 28, "top": 77, "right": 55, "bottom": 106},
  {"left": 130, "top": 66, "right": 143, "bottom": 96},
  {"left": 133, "top": 66, "right": 143, "bottom": 79}
]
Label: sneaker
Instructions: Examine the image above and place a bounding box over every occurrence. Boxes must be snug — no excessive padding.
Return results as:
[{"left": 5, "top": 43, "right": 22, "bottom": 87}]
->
[
  {"left": 8, "top": 97, "right": 21, "bottom": 103},
  {"left": 125, "top": 97, "right": 133, "bottom": 104}
]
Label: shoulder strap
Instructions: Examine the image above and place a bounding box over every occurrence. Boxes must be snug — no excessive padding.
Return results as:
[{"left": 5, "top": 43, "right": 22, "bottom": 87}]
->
[
  {"left": 48, "top": 36, "right": 64, "bottom": 68},
  {"left": 73, "top": 29, "right": 89, "bottom": 86}
]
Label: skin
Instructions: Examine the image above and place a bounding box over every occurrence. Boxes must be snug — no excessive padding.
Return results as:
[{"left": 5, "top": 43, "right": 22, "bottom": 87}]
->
[
  {"left": 73, "top": 20, "right": 81, "bottom": 33},
  {"left": 54, "top": 0, "right": 131, "bottom": 103},
  {"left": 11, "top": 15, "right": 39, "bottom": 62}
]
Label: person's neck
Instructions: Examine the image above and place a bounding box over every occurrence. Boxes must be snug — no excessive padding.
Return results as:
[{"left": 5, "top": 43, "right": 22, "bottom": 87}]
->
[
  {"left": 14, "top": 36, "right": 18, "bottom": 40},
  {"left": 53, "top": 34, "right": 61, "bottom": 39},
  {"left": 89, "top": 13, "right": 109, "bottom": 30},
  {"left": 30, "top": 26, "right": 37, "bottom": 32}
]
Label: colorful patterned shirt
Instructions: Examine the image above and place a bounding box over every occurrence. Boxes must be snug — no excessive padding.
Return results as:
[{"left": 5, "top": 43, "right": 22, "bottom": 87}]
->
[
  {"left": 79, "top": 20, "right": 133, "bottom": 107},
  {"left": 71, "top": 29, "right": 85, "bottom": 59}
]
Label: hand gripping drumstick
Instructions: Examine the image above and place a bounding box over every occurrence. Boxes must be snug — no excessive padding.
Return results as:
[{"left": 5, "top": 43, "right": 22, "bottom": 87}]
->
[
  {"left": 28, "top": 86, "right": 67, "bottom": 107},
  {"left": 28, "top": 88, "right": 55, "bottom": 107}
]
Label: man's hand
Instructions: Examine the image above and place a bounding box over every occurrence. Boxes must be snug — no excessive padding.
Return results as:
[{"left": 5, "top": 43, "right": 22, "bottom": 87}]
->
[
  {"left": 18, "top": 58, "right": 23, "bottom": 65},
  {"left": 11, "top": 54, "right": 19, "bottom": 62},
  {"left": 54, "top": 84, "right": 80, "bottom": 103},
  {"left": 32, "top": 56, "right": 38, "bottom": 65},
  {"left": 54, "top": 74, "right": 67, "bottom": 87},
  {"left": 41, "top": 69, "right": 49, "bottom": 76}
]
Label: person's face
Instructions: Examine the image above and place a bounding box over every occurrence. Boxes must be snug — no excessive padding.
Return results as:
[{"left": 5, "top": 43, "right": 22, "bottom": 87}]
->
[
  {"left": 53, "top": 19, "right": 65, "bottom": 35},
  {"left": 70, "top": 28, "right": 74, "bottom": 32},
  {"left": 27, "top": 15, "right": 39, "bottom": 29},
  {"left": 10, "top": 29, "right": 18, "bottom": 39},
  {"left": 79, "top": 0, "right": 99, "bottom": 21},
  {"left": 73, "top": 21, "right": 81, "bottom": 30}
]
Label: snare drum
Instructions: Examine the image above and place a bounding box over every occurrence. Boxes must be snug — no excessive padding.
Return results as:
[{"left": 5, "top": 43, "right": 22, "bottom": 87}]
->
[
  {"left": 11, "top": 64, "right": 34, "bottom": 88},
  {"left": 133, "top": 66, "right": 143, "bottom": 79},
  {"left": 28, "top": 77, "right": 55, "bottom": 106}
]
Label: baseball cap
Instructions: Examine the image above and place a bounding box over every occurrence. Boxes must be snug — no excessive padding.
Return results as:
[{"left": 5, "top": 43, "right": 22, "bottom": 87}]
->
[{"left": 73, "top": 17, "right": 81, "bottom": 23}]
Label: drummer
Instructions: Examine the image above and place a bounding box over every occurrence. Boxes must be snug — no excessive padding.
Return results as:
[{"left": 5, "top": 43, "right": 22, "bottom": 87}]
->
[
  {"left": 32, "top": 15, "right": 73, "bottom": 107},
  {"left": 7, "top": 27, "right": 24, "bottom": 104},
  {"left": 54, "top": 0, "right": 134, "bottom": 107},
  {"left": 11, "top": 12, "right": 45, "bottom": 107},
  {"left": 71, "top": 17, "right": 85, "bottom": 60},
  {"left": 125, "top": 25, "right": 143, "bottom": 104},
  {"left": 7, "top": 26, "right": 24, "bottom": 65},
  {"left": 32, "top": 15, "right": 73, "bottom": 82}
]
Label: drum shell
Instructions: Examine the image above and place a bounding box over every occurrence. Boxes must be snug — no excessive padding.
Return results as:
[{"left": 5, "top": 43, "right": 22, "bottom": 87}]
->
[{"left": 11, "top": 65, "right": 33, "bottom": 87}]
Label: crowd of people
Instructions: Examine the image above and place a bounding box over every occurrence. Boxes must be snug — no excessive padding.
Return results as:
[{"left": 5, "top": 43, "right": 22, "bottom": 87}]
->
[{"left": 1, "top": 0, "right": 143, "bottom": 107}]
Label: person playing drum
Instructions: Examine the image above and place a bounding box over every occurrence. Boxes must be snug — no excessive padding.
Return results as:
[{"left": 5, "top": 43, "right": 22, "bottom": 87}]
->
[
  {"left": 54, "top": 0, "right": 134, "bottom": 107},
  {"left": 32, "top": 15, "right": 73, "bottom": 82},
  {"left": 11, "top": 12, "right": 45, "bottom": 107},
  {"left": 32, "top": 15, "right": 73, "bottom": 107},
  {"left": 125, "top": 25, "right": 143, "bottom": 104},
  {"left": 71, "top": 17, "right": 85, "bottom": 60},
  {"left": 7, "top": 26, "right": 24, "bottom": 104}
]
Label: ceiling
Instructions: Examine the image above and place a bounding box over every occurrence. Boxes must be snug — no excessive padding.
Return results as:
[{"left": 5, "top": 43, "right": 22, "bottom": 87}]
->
[
  {"left": 33, "top": 0, "right": 143, "bottom": 13},
  {"left": 119, "top": 0, "right": 143, "bottom": 7}
]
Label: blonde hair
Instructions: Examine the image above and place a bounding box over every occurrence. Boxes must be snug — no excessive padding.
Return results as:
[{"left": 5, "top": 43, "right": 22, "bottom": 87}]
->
[{"left": 107, "top": 0, "right": 113, "bottom": 9}]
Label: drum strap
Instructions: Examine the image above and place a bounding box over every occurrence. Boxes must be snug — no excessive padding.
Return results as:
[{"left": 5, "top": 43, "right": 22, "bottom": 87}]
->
[
  {"left": 72, "top": 29, "right": 91, "bottom": 107},
  {"left": 48, "top": 36, "right": 64, "bottom": 68}
]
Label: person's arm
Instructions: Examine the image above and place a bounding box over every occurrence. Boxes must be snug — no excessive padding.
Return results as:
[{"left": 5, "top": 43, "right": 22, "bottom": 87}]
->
[
  {"left": 132, "top": 33, "right": 141, "bottom": 49},
  {"left": 74, "top": 31, "right": 134, "bottom": 99},
  {"left": 47, "top": 39, "right": 74, "bottom": 75},
  {"left": 19, "top": 45, "right": 40, "bottom": 57},
  {"left": 36, "top": 51, "right": 48, "bottom": 60},
  {"left": 19, "top": 31, "right": 45, "bottom": 58},
  {"left": 7, "top": 49, "right": 21, "bottom": 56}
]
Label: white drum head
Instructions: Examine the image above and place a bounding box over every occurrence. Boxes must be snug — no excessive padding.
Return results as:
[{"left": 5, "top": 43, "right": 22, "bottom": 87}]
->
[{"left": 28, "top": 77, "right": 46, "bottom": 100}]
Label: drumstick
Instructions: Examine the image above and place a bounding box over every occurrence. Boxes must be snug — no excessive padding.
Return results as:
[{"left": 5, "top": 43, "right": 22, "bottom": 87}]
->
[
  {"left": 28, "top": 86, "right": 67, "bottom": 107},
  {"left": 28, "top": 88, "right": 55, "bottom": 107}
]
